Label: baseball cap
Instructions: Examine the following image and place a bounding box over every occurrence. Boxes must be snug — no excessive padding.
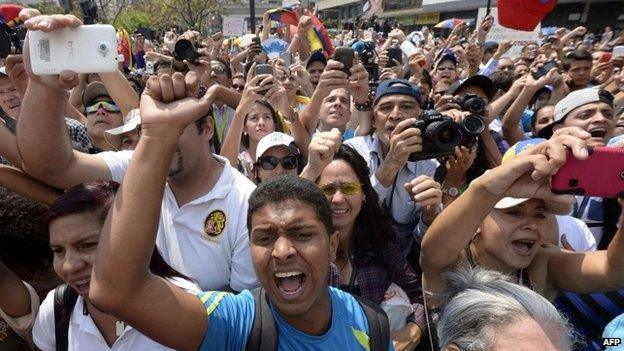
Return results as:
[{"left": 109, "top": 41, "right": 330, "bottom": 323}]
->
[
  {"left": 83, "top": 81, "right": 112, "bottom": 106},
  {"left": 498, "top": 0, "right": 556, "bottom": 31},
  {"left": 446, "top": 75, "right": 494, "bottom": 101},
  {"left": 493, "top": 137, "right": 571, "bottom": 214},
  {"left": 105, "top": 109, "right": 140, "bottom": 136},
  {"left": 537, "top": 88, "right": 615, "bottom": 139},
  {"left": 256, "top": 132, "right": 300, "bottom": 161},
  {"left": 374, "top": 79, "right": 421, "bottom": 105},
  {"left": 434, "top": 48, "right": 457, "bottom": 69},
  {"left": 484, "top": 41, "right": 498, "bottom": 53},
  {"left": 307, "top": 50, "right": 327, "bottom": 69}
]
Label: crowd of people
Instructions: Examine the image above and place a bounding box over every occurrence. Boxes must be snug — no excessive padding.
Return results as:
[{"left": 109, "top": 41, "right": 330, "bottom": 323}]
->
[{"left": 1, "top": 3, "right": 624, "bottom": 351}]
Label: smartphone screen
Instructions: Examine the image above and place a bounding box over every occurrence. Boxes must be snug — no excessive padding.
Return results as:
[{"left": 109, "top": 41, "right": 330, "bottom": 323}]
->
[
  {"left": 334, "top": 47, "right": 354, "bottom": 75},
  {"left": 387, "top": 48, "right": 402, "bottom": 67}
]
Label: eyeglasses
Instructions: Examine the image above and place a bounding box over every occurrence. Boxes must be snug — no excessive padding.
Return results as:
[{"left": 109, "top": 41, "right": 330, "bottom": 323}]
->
[
  {"left": 257, "top": 156, "right": 298, "bottom": 171},
  {"left": 436, "top": 66, "right": 456, "bottom": 71},
  {"left": 85, "top": 101, "right": 121, "bottom": 114},
  {"left": 211, "top": 65, "right": 227, "bottom": 75},
  {"left": 318, "top": 182, "right": 363, "bottom": 197}
]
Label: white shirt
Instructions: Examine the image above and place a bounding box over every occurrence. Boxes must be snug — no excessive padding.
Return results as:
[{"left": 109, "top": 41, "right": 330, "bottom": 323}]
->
[
  {"left": 97, "top": 151, "right": 259, "bottom": 292},
  {"left": 32, "top": 290, "right": 173, "bottom": 351},
  {"left": 556, "top": 215, "right": 597, "bottom": 252},
  {"left": 345, "top": 135, "right": 439, "bottom": 252}
]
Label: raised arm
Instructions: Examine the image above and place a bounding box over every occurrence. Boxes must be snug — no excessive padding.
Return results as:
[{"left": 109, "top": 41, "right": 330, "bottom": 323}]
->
[
  {"left": 299, "top": 60, "right": 348, "bottom": 134},
  {"left": 91, "top": 73, "right": 213, "bottom": 351},
  {"left": 0, "top": 260, "right": 31, "bottom": 319},
  {"left": 547, "top": 200, "right": 624, "bottom": 293},
  {"left": 99, "top": 69, "right": 140, "bottom": 117},
  {"left": 16, "top": 12, "right": 111, "bottom": 189},
  {"left": 0, "top": 165, "right": 61, "bottom": 205},
  {"left": 220, "top": 72, "right": 274, "bottom": 166},
  {"left": 421, "top": 136, "right": 585, "bottom": 298}
]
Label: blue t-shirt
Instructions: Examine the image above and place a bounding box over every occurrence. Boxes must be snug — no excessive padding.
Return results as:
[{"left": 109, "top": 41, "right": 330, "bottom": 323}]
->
[{"left": 197, "top": 287, "right": 393, "bottom": 351}]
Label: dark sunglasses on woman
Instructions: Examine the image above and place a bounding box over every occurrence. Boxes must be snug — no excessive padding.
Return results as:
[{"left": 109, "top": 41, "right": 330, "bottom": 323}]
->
[{"left": 256, "top": 156, "right": 298, "bottom": 171}]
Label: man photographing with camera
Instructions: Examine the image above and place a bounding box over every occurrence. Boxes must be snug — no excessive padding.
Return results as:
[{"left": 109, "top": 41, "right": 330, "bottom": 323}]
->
[{"left": 345, "top": 79, "right": 442, "bottom": 268}]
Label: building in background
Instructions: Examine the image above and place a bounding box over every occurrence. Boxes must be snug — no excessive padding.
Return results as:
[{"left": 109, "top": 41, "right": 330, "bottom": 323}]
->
[
  {"left": 382, "top": 0, "right": 623, "bottom": 32},
  {"left": 315, "top": 0, "right": 623, "bottom": 33}
]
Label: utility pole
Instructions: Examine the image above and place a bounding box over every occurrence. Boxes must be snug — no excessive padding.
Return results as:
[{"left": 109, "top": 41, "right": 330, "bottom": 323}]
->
[{"left": 249, "top": 0, "right": 256, "bottom": 34}]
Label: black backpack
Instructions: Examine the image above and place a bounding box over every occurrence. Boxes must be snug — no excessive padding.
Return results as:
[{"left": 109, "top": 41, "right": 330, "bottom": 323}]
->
[
  {"left": 53, "top": 284, "right": 79, "bottom": 351},
  {"left": 245, "top": 287, "right": 390, "bottom": 351}
]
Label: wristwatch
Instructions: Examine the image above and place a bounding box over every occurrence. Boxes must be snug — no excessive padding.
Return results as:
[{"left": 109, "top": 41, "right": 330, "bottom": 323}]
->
[{"left": 442, "top": 186, "right": 460, "bottom": 197}]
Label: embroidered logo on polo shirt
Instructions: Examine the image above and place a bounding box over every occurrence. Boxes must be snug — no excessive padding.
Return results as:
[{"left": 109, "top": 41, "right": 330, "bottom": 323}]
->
[{"left": 204, "top": 210, "right": 226, "bottom": 239}]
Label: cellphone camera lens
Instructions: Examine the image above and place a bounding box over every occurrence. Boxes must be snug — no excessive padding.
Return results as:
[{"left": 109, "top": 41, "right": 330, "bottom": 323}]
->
[{"left": 98, "top": 41, "right": 110, "bottom": 55}]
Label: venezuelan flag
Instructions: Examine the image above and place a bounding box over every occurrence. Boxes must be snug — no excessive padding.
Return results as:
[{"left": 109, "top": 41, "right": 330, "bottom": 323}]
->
[
  {"left": 267, "top": 8, "right": 298, "bottom": 27},
  {"left": 116, "top": 28, "right": 133, "bottom": 68}
]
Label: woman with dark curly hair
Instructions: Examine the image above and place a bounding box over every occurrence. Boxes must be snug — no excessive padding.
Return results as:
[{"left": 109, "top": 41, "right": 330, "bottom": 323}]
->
[{"left": 301, "top": 138, "right": 425, "bottom": 350}]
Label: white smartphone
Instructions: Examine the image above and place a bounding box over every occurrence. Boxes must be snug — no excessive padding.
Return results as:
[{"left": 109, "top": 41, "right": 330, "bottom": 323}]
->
[
  {"left": 613, "top": 46, "right": 624, "bottom": 59},
  {"left": 400, "top": 40, "right": 418, "bottom": 58},
  {"left": 29, "top": 24, "right": 118, "bottom": 75},
  {"left": 145, "top": 61, "right": 154, "bottom": 74}
]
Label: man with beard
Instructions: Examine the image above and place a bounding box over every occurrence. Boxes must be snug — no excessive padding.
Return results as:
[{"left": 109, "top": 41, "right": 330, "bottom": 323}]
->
[{"left": 16, "top": 12, "right": 258, "bottom": 293}]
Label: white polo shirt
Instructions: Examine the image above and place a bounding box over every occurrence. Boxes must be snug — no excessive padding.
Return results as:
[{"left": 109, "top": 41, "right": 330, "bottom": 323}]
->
[
  {"left": 97, "top": 150, "right": 259, "bottom": 292},
  {"left": 32, "top": 290, "right": 174, "bottom": 351}
]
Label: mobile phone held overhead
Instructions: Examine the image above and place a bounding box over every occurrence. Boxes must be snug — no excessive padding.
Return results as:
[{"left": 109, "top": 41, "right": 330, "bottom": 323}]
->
[
  {"left": 29, "top": 24, "right": 118, "bottom": 75},
  {"left": 551, "top": 147, "right": 624, "bottom": 199}
]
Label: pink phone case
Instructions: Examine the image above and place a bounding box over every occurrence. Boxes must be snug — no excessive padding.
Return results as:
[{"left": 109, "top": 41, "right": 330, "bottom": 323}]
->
[{"left": 551, "top": 147, "right": 624, "bottom": 198}]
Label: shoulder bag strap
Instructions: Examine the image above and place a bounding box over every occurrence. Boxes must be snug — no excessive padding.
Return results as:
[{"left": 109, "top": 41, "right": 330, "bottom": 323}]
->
[
  {"left": 54, "top": 284, "right": 78, "bottom": 351},
  {"left": 246, "top": 287, "right": 278, "bottom": 351}
]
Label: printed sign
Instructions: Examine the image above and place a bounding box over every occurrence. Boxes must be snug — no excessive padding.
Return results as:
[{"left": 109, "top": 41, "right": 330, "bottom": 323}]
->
[{"left": 477, "top": 7, "right": 541, "bottom": 58}]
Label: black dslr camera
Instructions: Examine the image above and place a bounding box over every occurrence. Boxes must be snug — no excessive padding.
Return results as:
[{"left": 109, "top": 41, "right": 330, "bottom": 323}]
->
[
  {"left": 457, "top": 93, "right": 487, "bottom": 115},
  {"left": 409, "top": 109, "right": 485, "bottom": 161}
]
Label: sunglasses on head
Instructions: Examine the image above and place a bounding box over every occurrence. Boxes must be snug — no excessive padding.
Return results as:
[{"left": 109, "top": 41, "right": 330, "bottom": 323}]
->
[
  {"left": 318, "top": 182, "right": 363, "bottom": 197},
  {"left": 85, "top": 101, "right": 121, "bottom": 114},
  {"left": 257, "top": 156, "right": 298, "bottom": 171}
]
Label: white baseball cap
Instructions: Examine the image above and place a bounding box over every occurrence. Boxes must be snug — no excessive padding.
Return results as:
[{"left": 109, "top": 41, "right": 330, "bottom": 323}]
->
[
  {"left": 255, "top": 132, "right": 300, "bottom": 161},
  {"left": 105, "top": 109, "right": 141, "bottom": 136},
  {"left": 538, "top": 87, "right": 614, "bottom": 138}
]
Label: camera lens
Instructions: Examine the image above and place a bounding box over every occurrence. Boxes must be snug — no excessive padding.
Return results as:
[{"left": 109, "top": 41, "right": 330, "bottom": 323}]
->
[
  {"left": 98, "top": 41, "right": 110, "bottom": 54},
  {"left": 462, "top": 114, "right": 485, "bottom": 136},
  {"left": 426, "top": 120, "right": 461, "bottom": 149},
  {"left": 174, "top": 39, "right": 198, "bottom": 61},
  {"left": 468, "top": 98, "right": 485, "bottom": 114}
]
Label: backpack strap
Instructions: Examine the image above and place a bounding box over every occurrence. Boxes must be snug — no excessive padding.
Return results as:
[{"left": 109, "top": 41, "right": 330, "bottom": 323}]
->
[
  {"left": 353, "top": 295, "right": 390, "bottom": 351},
  {"left": 245, "top": 287, "right": 277, "bottom": 351},
  {"left": 54, "top": 284, "right": 79, "bottom": 351}
]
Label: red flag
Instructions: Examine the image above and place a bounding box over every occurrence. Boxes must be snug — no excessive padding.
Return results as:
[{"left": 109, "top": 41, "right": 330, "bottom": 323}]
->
[{"left": 498, "top": 0, "right": 556, "bottom": 31}]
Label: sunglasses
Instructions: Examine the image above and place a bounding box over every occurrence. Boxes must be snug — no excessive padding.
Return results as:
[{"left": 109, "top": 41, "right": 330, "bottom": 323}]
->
[
  {"left": 436, "top": 66, "right": 456, "bottom": 71},
  {"left": 257, "top": 156, "right": 298, "bottom": 171},
  {"left": 85, "top": 101, "right": 121, "bottom": 114},
  {"left": 318, "top": 182, "right": 363, "bottom": 197},
  {"left": 232, "top": 84, "right": 245, "bottom": 91},
  {"left": 211, "top": 65, "right": 227, "bottom": 75}
]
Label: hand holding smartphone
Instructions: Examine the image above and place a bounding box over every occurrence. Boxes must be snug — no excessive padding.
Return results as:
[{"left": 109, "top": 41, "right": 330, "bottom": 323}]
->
[
  {"left": 333, "top": 47, "right": 354, "bottom": 75},
  {"left": 253, "top": 64, "right": 274, "bottom": 95},
  {"left": 551, "top": 147, "right": 624, "bottom": 198},
  {"left": 29, "top": 24, "right": 118, "bottom": 75}
]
